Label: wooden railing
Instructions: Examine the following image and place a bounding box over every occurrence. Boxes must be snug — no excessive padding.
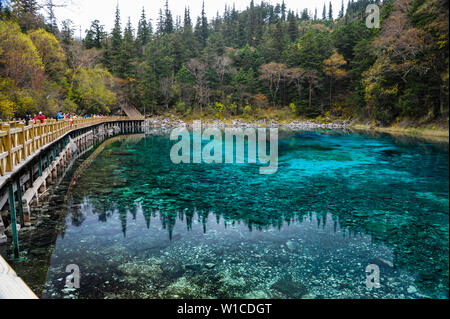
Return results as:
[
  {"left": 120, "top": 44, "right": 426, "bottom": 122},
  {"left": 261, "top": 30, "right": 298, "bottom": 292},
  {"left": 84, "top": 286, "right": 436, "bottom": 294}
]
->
[{"left": 0, "top": 116, "right": 138, "bottom": 177}]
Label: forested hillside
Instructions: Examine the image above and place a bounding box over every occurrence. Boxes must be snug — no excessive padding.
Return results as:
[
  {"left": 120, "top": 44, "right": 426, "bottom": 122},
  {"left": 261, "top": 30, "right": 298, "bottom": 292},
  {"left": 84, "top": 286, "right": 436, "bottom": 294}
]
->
[{"left": 0, "top": 0, "right": 448, "bottom": 126}]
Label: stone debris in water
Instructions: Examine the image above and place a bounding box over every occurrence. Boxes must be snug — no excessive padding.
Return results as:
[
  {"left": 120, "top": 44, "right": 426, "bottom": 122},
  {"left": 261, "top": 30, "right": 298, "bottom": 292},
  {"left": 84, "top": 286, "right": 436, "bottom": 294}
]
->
[
  {"left": 407, "top": 286, "right": 418, "bottom": 294},
  {"left": 271, "top": 279, "right": 308, "bottom": 299},
  {"left": 146, "top": 116, "right": 350, "bottom": 129},
  {"left": 161, "top": 259, "right": 185, "bottom": 280},
  {"left": 285, "top": 240, "right": 301, "bottom": 251}
]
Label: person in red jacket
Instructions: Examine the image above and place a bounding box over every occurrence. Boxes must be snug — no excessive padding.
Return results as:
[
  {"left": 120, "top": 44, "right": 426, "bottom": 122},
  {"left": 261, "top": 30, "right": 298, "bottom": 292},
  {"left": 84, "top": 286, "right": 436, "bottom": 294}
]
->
[{"left": 36, "top": 112, "right": 46, "bottom": 124}]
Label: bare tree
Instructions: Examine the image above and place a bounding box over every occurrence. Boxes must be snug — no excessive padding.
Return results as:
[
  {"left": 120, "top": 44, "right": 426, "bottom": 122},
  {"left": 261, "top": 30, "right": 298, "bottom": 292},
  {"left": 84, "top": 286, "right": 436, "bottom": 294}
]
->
[
  {"left": 304, "top": 69, "right": 319, "bottom": 109},
  {"left": 186, "top": 58, "right": 209, "bottom": 114},
  {"left": 214, "top": 55, "right": 235, "bottom": 99},
  {"left": 235, "top": 84, "right": 251, "bottom": 107},
  {"left": 259, "top": 62, "right": 287, "bottom": 107},
  {"left": 68, "top": 41, "right": 101, "bottom": 70},
  {"left": 160, "top": 76, "right": 175, "bottom": 111},
  {"left": 42, "top": 0, "right": 79, "bottom": 34},
  {"left": 285, "top": 67, "right": 306, "bottom": 102}
]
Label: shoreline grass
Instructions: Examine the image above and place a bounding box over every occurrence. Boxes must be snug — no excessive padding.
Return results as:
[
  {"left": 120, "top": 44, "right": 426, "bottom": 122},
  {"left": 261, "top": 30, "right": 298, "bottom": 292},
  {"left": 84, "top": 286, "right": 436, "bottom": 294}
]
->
[{"left": 351, "top": 124, "right": 449, "bottom": 143}]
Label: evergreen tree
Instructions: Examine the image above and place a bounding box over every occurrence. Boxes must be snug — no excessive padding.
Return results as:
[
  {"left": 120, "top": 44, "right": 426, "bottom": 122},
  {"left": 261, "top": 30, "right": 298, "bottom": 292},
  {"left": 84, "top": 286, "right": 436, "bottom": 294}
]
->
[
  {"left": 287, "top": 11, "right": 298, "bottom": 42},
  {"left": 339, "top": 0, "right": 345, "bottom": 18},
  {"left": 84, "top": 20, "right": 105, "bottom": 49},
  {"left": 136, "top": 8, "right": 150, "bottom": 51},
  {"left": 164, "top": 0, "right": 173, "bottom": 34},
  {"left": 10, "top": 0, "right": 41, "bottom": 30},
  {"left": 84, "top": 25, "right": 95, "bottom": 48},
  {"left": 175, "top": 15, "right": 181, "bottom": 29},
  {"left": 322, "top": 3, "right": 327, "bottom": 20},
  {"left": 148, "top": 18, "right": 153, "bottom": 35},
  {"left": 44, "top": 0, "right": 58, "bottom": 35},
  {"left": 184, "top": 7, "right": 191, "bottom": 27},
  {"left": 247, "top": 0, "right": 256, "bottom": 46},
  {"left": 246, "top": 67, "right": 257, "bottom": 94},
  {"left": 200, "top": 1, "right": 208, "bottom": 47},
  {"left": 328, "top": 2, "right": 333, "bottom": 20},
  {"left": 281, "top": 0, "right": 286, "bottom": 22},
  {"left": 60, "top": 19, "right": 74, "bottom": 46},
  {"left": 300, "top": 9, "right": 310, "bottom": 21},
  {"left": 109, "top": 4, "right": 122, "bottom": 75},
  {"left": 120, "top": 17, "right": 135, "bottom": 78},
  {"left": 102, "top": 38, "right": 111, "bottom": 71},
  {"left": 269, "top": 20, "right": 288, "bottom": 61},
  {"left": 157, "top": 8, "right": 164, "bottom": 34},
  {"left": 274, "top": 3, "right": 281, "bottom": 21},
  {"left": 182, "top": 6, "right": 197, "bottom": 59}
]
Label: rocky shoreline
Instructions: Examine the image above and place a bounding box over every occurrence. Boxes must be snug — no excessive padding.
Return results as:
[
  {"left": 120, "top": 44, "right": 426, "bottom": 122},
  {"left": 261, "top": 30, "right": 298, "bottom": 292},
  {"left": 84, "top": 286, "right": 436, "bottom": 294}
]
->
[{"left": 146, "top": 117, "right": 351, "bottom": 130}]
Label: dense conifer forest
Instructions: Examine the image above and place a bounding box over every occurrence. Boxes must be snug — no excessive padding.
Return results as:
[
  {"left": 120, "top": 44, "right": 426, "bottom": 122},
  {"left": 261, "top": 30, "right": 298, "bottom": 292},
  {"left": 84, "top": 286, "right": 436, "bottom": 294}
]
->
[{"left": 0, "top": 0, "right": 448, "bottom": 126}]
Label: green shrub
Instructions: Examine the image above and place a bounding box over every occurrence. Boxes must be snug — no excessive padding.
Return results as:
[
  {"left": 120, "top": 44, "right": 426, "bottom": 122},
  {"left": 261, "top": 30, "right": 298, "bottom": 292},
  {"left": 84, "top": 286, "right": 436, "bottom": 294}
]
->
[
  {"left": 174, "top": 101, "right": 186, "bottom": 114},
  {"left": 205, "top": 105, "right": 216, "bottom": 115},
  {"left": 215, "top": 102, "right": 225, "bottom": 117},
  {"left": 243, "top": 105, "right": 252, "bottom": 116},
  {"left": 228, "top": 103, "right": 238, "bottom": 116},
  {"left": 184, "top": 107, "right": 192, "bottom": 116},
  {"left": 289, "top": 103, "right": 296, "bottom": 114}
]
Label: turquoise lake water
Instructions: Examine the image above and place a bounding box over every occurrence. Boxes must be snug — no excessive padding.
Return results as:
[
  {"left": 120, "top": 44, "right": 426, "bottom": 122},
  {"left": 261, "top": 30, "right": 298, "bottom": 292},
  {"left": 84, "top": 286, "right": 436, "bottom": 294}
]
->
[{"left": 14, "top": 129, "right": 449, "bottom": 299}]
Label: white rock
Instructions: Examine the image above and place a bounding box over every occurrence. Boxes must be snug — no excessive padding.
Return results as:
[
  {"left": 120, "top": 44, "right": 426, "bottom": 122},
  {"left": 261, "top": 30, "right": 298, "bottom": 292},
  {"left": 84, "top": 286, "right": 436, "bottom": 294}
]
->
[
  {"left": 407, "top": 286, "right": 417, "bottom": 294},
  {"left": 286, "top": 240, "right": 300, "bottom": 251}
]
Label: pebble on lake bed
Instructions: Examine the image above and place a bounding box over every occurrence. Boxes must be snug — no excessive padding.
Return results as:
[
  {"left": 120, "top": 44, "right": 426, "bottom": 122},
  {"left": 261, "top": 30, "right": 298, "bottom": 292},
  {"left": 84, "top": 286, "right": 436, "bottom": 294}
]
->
[{"left": 407, "top": 286, "right": 418, "bottom": 294}]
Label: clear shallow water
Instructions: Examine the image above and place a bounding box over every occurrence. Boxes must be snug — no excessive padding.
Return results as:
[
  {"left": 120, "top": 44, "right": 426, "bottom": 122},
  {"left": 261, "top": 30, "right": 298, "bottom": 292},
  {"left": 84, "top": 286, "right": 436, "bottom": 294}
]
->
[{"left": 16, "top": 130, "right": 450, "bottom": 299}]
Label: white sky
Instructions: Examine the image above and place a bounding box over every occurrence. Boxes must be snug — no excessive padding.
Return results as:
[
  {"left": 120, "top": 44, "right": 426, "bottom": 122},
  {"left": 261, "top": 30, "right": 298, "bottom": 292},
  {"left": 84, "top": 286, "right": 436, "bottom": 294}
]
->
[{"left": 48, "top": 0, "right": 344, "bottom": 38}]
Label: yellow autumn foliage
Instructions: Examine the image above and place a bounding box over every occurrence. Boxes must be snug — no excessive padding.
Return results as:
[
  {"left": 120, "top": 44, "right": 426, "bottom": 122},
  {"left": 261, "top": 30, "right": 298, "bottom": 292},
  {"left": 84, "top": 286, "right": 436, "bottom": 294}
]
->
[
  {"left": 28, "top": 28, "right": 66, "bottom": 81},
  {"left": 0, "top": 21, "right": 43, "bottom": 88},
  {"left": 323, "top": 50, "right": 348, "bottom": 79}
]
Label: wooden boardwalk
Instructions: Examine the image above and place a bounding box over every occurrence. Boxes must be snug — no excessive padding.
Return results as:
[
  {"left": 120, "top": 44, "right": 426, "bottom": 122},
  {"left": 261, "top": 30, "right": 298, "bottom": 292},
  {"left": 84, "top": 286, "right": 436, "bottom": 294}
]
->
[
  {"left": 0, "top": 115, "right": 145, "bottom": 299},
  {"left": 0, "top": 116, "right": 140, "bottom": 184},
  {"left": 0, "top": 254, "right": 38, "bottom": 299},
  {"left": 120, "top": 103, "right": 143, "bottom": 119}
]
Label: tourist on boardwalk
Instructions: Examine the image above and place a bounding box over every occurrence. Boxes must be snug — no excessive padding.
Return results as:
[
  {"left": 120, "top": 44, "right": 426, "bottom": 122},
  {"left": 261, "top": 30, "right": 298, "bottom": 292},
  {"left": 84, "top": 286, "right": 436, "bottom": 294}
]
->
[
  {"left": 24, "top": 114, "right": 31, "bottom": 126},
  {"left": 56, "top": 111, "right": 64, "bottom": 121},
  {"left": 36, "top": 112, "right": 46, "bottom": 124}
]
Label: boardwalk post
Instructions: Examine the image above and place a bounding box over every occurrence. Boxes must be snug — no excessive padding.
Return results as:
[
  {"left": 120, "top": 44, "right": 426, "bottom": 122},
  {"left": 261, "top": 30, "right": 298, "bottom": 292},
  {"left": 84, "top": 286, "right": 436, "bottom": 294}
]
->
[
  {"left": 18, "top": 123, "right": 25, "bottom": 160},
  {"left": 1, "top": 124, "right": 13, "bottom": 172},
  {"left": 28, "top": 163, "right": 34, "bottom": 187},
  {"left": 38, "top": 154, "right": 42, "bottom": 176},
  {"left": 16, "top": 179, "right": 24, "bottom": 227},
  {"left": 39, "top": 122, "right": 43, "bottom": 148},
  {"left": 8, "top": 182, "right": 20, "bottom": 258}
]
